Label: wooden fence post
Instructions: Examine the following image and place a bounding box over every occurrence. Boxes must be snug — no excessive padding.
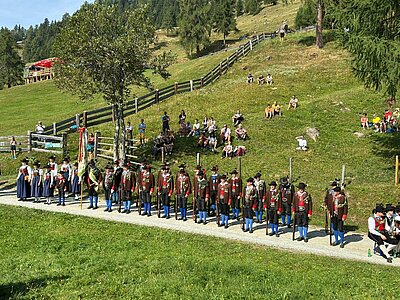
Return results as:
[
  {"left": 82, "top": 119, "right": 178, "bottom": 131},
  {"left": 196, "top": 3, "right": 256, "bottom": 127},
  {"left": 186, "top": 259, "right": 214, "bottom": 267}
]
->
[
  {"left": 257, "top": 35, "right": 260, "bottom": 43},
  {"left": 200, "top": 77, "right": 204, "bottom": 88},
  {"left": 62, "top": 133, "right": 68, "bottom": 155},
  {"left": 396, "top": 156, "right": 399, "bottom": 188},
  {"left": 83, "top": 111, "right": 88, "bottom": 128},
  {"left": 289, "top": 157, "right": 293, "bottom": 182},
  {"left": 226, "top": 57, "right": 230, "bottom": 71},
  {"left": 219, "top": 62, "right": 222, "bottom": 75},
  {"left": 27, "top": 131, "right": 32, "bottom": 152},
  {"left": 75, "top": 114, "right": 80, "bottom": 128},
  {"left": 263, "top": 32, "right": 266, "bottom": 39},
  {"left": 250, "top": 40, "right": 253, "bottom": 50},
  {"left": 196, "top": 153, "right": 200, "bottom": 166},
  {"left": 155, "top": 89, "right": 159, "bottom": 104},
  {"left": 135, "top": 98, "right": 138, "bottom": 114},
  {"left": 53, "top": 122, "right": 57, "bottom": 135},
  {"left": 190, "top": 80, "right": 193, "bottom": 92},
  {"left": 94, "top": 131, "right": 100, "bottom": 159},
  {"left": 242, "top": 45, "right": 245, "bottom": 56},
  {"left": 174, "top": 82, "right": 178, "bottom": 94}
]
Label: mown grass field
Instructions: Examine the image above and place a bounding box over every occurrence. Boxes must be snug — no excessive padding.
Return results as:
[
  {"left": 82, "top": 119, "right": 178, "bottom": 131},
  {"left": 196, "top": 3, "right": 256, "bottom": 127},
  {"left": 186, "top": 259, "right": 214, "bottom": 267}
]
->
[{"left": 0, "top": 205, "right": 397, "bottom": 300}]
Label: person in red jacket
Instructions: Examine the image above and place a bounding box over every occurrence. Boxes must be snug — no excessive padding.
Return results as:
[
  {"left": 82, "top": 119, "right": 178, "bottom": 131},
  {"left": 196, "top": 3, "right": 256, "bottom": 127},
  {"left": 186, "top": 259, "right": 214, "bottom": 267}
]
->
[
  {"left": 325, "top": 186, "right": 348, "bottom": 247},
  {"left": 193, "top": 170, "right": 209, "bottom": 224},
  {"left": 292, "top": 183, "right": 312, "bottom": 242},
  {"left": 175, "top": 164, "right": 191, "bottom": 221},
  {"left": 228, "top": 170, "right": 242, "bottom": 220},
  {"left": 120, "top": 162, "right": 136, "bottom": 214},
  {"left": 139, "top": 164, "right": 155, "bottom": 216},
  {"left": 265, "top": 181, "right": 282, "bottom": 237},
  {"left": 158, "top": 165, "right": 174, "bottom": 219},
  {"left": 217, "top": 174, "right": 231, "bottom": 228}
]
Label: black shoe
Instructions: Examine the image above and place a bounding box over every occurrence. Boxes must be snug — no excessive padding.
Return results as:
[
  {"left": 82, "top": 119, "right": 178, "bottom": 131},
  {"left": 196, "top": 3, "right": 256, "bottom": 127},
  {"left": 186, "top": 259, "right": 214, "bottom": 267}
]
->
[
  {"left": 198, "top": 220, "right": 203, "bottom": 224},
  {"left": 147, "top": 213, "right": 151, "bottom": 217},
  {"left": 18, "top": 198, "right": 22, "bottom": 201},
  {"left": 331, "top": 241, "right": 339, "bottom": 246},
  {"left": 108, "top": 208, "right": 112, "bottom": 212},
  {"left": 249, "top": 229, "right": 254, "bottom": 234},
  {"left": 178, "top": 217, "right": 183, "bottom": 220},
  {"left": 243, "top": 228, "right": 249, "bottom": 232},
  {"left": 141, "top": 212, "right": 147, "bottom": 216},
  {"left": 104, "top": 208, "right": 109, "bottom": 212},
  {"left": 161, "top": 215, "right": 166, "bottom": 218},
  {"left": 296, "top": 237, "right": 304, "bottom": 241},
  {"left": 287, "top": 224, "right": 292, "bottom": 228},
  {"left": 126, "top": 210, "right": 131, "bottom": 214},
  {"left": 166, "top": 215, "right": 170, "bottom": 219},
  {"left": 121, "top": 209, "right": 127, "bottom": 213},
  {"left": 304, "top": 238, "right": 308, "bottom": 243},
  {"left": 387, "top": 257, "right": 393, "bottom": 263},
  {"left": 224, "top": 225, "right": 229, "bottom": 229},
  {"left": 237, "top": 217, "right": 240, "bottom": 221},
  {"left": 276, "top": 233, "right": 280, "bottom": 237},
  {"left": 282, "top": 223, "right": 287, "bottom": 226},
  {"left": 62, "top": 203, "right": 65, "bottom": 206},
  {"left": 269, "top": 232, "right": 275, "bottom": 236},
  {"left": 93, "top": 206, "right": 98, "bottom": 210},
  {"left": 340, "top": 243, "right": 344, "bottom": 248},
  {"left": 88, "top": 205, "right": 93, "bottom": 209},
  {"left": 57, "top": 203, "right": 61, "bottom": 206},
  {"left": 203, "top": 221, "right": 207, "bottom": 225},
  {"left": 183, "top": 218, "right": 187, "bottom": 222}
]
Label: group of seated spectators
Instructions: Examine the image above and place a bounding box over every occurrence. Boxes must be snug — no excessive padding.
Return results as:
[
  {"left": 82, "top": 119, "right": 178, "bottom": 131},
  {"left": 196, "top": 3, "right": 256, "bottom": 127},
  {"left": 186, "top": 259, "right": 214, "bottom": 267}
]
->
[
  {"left": 247, "top": 73, "right": 273, "bottom": 85},
  {"left": 360, "top": 109, "right": 399, "bottom": 133},
  {"left": 153, "top": 131, "right": 175, "bottom": 158},
  {"left": 265, "top": 101, "right": 282, "bottom": 119}
]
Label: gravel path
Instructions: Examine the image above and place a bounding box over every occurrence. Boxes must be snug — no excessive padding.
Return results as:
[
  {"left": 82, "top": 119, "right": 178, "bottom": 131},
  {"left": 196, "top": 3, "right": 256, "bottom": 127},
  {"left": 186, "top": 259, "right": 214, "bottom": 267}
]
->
[{"left": 1, "top": 190, "right": 398, "bottom": 267}]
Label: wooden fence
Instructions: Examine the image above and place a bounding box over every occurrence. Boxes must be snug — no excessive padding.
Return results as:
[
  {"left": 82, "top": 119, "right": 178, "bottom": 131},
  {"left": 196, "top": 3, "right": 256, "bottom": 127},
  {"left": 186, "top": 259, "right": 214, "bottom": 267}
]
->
[
  {"left": 28, "top": 132, "right": 68, "bottom": 155},
  {"left": 42, "top": 32, "right": 277, "bottom": 136},
  {"left": 0, "top": 136, "right": 29, "bottom": 153}
]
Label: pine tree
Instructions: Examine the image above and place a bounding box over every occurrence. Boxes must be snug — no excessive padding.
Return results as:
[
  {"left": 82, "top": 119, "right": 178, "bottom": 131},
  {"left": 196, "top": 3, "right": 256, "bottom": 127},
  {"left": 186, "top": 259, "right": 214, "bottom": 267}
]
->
[
  {"left": 245, "top": 0, "right": 261, "bottom": 15},
  {"left": 334, "top": 0, "right": 400, "bottom": 99},
  {"left": 179, "top": 0, "right": 211, "bottom": 56},
  {"left": 213, "top": 0, "right": 237, "bottom": 45},
  {"left": 0, "top": 28, "right": 24, "bottom": 89},
  {"left": 236, "top": 0, "right": 244, "bottom": 16}
]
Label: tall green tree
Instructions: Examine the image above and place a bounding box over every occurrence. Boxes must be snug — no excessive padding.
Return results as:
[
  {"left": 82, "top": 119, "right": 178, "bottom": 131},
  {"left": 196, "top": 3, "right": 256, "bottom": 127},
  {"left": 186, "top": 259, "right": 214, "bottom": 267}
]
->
[
  {"left": 179, "top": 0, "right": 211, "bottom": 56},
  {"left": 213, "top": 0, "right": 237, "bottom": 45},
  {"left": 245, "top": 0, "right": 261, "bottom": 15},
  {"left": 334, "top": 0, "right": 400, "bottom": 99},
  {"left": 53, "top": 3, "right": 174, "bottom": 161},
  {"left": 0, "top": 28, "right": 24, "bottom": 89}
]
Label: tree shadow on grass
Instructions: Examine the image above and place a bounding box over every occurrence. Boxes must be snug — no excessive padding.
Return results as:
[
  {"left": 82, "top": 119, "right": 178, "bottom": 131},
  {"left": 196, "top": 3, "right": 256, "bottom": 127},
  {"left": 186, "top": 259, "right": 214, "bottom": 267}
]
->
[
  {"left": 298, "top": 31, "right": 336, "bottom": 47},
  {"left": 0, "top": 275, "right": 69, "bottom": 299},
  {"left": 193, "top": 38, "right": 241, "bottom": 59},
  {"left": 370, "top": 132, "right": 400, "bottom": 160}
]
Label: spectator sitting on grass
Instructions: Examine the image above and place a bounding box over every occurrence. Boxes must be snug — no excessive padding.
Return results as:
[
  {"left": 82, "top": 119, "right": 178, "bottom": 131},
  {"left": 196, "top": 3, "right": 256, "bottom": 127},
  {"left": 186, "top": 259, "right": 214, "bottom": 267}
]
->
[
  {"left": 372, "top": 113, "right": 381, "bottom": 132},
  {"left": 35, "top": 121, "right": 45, "bottom": 134},
  {"left": 247, "top": 73, "right": 254, "bottom": 84},
  {"left": 258, "top": 74, "right": 265, "bottom": 85},
  {"left": 220, "top": 124, "right": 231, "bottom": 143},
  {"left": 265, "top": 104, "right": 273, "bottom": 119},
  {"left": 232, "top": 110, "right": 244, "bottom": 127},
  {"left": 360, "top": 113, "right": 369, "bottom": 129},
  {"left": 288, "top": 95, "right": 298, "bottom": 110},
  {"left": 207, "top": 135, "right": 218, "bottom": 153},
  {"left": 266, "top": 73, "right": 273, "bottom": 85},
  {"left": 198, "top": 132, "right": 208, "bottom": 148},
  {"left": 272, "top": 101, "right": 282, "bottom": 116},
  {"left": 187, "top": 119, "right": 200, "bottom": 137},
  {"left": 178, "top": 121, "right": 190, "bottom": 137},
  {"left": 235, "top": 124, "right": 248, "bottom": 141},
  {"left": 221, "top": 141, "right": 233, "bottom": 159},
  {"left": 295, "top": 136, "right": 308, "bottom": 151}
]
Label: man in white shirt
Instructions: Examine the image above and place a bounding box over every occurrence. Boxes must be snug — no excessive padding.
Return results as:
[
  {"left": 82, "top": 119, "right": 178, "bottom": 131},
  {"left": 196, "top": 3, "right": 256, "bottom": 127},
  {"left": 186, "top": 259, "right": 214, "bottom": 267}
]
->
[{"left": 295, "top": 136, "right": 308, "bottom": 151}]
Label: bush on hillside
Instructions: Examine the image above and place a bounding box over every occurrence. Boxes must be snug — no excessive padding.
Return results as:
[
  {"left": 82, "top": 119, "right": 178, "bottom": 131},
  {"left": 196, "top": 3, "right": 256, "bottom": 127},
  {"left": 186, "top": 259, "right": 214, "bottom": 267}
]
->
[{"left": 295, "top": 0, "right": 316, "bottom": 29}]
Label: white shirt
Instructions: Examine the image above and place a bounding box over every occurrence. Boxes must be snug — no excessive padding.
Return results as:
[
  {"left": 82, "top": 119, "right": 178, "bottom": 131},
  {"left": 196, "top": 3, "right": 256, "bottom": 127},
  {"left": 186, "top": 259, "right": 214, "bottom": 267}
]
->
[
  {"left": 368, "top": 216, "right": 383, "bottom": 236},
  {"left": 298, "top": 138, "right": 307, "bottom": 148}
]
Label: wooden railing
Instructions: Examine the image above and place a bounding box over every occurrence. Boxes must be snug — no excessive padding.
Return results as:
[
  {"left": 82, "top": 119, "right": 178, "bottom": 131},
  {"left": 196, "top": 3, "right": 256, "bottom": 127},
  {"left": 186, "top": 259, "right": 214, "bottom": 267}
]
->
[
  {"left": 27, "top": 132, "right": 67, "bottom": 155},
  {"left": 39, "top": 32, "right": 277, "bottom": 135},
  {"left": 0, "top": 136, "right": 29, "bottom": 153}
]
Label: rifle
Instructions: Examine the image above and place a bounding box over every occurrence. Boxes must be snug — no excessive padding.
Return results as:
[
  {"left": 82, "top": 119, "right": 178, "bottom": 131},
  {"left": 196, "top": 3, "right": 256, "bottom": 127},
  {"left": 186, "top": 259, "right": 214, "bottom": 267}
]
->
[
  {"left": 157, "top": 192, "right": 161, "bottom": 218},
  {"left": 138, "top": 191, "right": 142, "bottom": 215},
  {"left": 118, "top": 187, "right": 122, "bottom": 213},
  {"left": 241, "top": 203, "right": 245, "bottom": 231},
  {"left": 265, "top": 207, "right": 269, "bottom": 235},
  {"left": 216, "top": 199, "right": 220, "bottom": 226},
  {"left": 193, "top": 196, "right": 197, "bottom": 222},
  {"left": 324, "top": 208, "right": 329, "bottom": 234},
  {"left": 329, "top": 210, "right": 333, "bottom": 245},
  {"left": 292, "top": 213, "right": 297, "bottom": 241},
  {"left": 174, "top": 195, "right": 178, "bottom": 220}
]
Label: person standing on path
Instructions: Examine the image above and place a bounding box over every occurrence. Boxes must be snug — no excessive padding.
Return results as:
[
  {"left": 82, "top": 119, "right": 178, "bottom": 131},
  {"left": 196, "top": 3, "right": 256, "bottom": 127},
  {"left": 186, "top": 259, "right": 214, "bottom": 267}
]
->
[{"left": 292, "top": 183, "right": 312, "bottom": 242}]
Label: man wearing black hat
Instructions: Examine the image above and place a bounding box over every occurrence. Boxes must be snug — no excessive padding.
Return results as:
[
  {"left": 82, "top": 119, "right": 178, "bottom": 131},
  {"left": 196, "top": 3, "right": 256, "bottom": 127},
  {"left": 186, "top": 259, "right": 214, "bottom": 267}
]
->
[
  {"left": 325, "top": 186, "right": 348, "bottom": 247},
  {"left": 60, "top": 157, "right": 72, "bottom": 198},
  {"left": 71, "top": 162, "right": 80, "bottom": 201},
  {"left": 194, "top": 170, "right": 209, "bottom": 224},
  {"left": 157, "top": 165, "right": 174, "bottom": 218},
  {"left": 85, "top": 160, "right": 103, "bottom": 209},
  {"left": 208, "top": 166, "right": 220, "bottom": 217},
  {"left": 103, "top": 164, "right": 115, "bottom": 212},
  {"left": 120, "top": 162, "right": 136, "bottom": 213},
  {"left": 48, "top": 155, "right": 58, "bottom": 177},
  {"left": 229, "top": 170, "right": 242, "bottom": 221},
  {"left": 138, "top": 164, "right": 155, "bottom": 216},
  {"left": 217, "top": 174, "right": 232, "bottom": 228},
  {"left": 254, "top": 172, "right": 266, "bottom": 223},
  {"left": 17, "top": 158, "right": 31, "bottom": 201},
  {"left": 43, "top": 164, "right": 54, "bottom": 204},
  {"left": 265, "top": 181, "right": 282, "bottom": 237},
  {"left": 292, "top": 183, "right": 312, "bottom": 242},
  {"left": 279, "top": 177, "right": 294, "bottom": 228},
  {"left": 242, "top": 178, "right": 257, "bottom": 233},
  {"left": 30, "top": 161, "right": 43, "bottom": 203},
  {"left": 55, "top": 171, "right": 67, "bottom": 206},
  {"left": 175, "top": 164, "right": 192, "bottom": 221},
  {"left": 368, "top": 205, "right": 398, "bottom": 263}
]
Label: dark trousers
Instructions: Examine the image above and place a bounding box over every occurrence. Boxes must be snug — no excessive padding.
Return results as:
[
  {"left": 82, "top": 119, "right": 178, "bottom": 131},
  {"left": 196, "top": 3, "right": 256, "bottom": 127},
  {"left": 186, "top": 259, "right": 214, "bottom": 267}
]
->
[
  {"left": 331, "top": 215, "right": 344, "bottom": 232},
  {"left": 231, "top": 193, "right": 240, "bottom": 209},
  {"left": 140, "top": 191, "right": 151, "bottom": 203},
  {"left": 368, "top": 232, "right": 398, "bottom": 246},
  {"left": 161, "top": 191, "right": 170, "bottom": 206},
  {"left": 218, "top": 201, "right": 229, "bottom": 215},
  {"left": 209, "top": 190, "right": 217, "bottom": 212},
  {"left": 281, "top": 202, "right": 291, "bottom": 216},
  {"left": 88, "top": 186, "right": 98, "bottom": 197},
  {"left": 196, "top": 197, "right": 206, "bottom": 211},
  {"left": 295, "top": 211, "right": 308, "bottom": 227},
  {"left": 177, "top": 195, "right": 187, "bottom": 209},
  {"left": 244, "top": 207, "right": 253, "bottom": 219},
  {"left": 268, "top": 208, "right": 279, "bottom": 225}
]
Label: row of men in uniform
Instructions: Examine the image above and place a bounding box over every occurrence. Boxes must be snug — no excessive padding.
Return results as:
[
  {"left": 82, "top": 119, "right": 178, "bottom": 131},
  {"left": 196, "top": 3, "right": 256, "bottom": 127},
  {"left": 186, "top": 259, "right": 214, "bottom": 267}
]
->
[
  {"left": 16, "top": 156, "right": 81, "bottom": 205},
  {"left": 17, "top": 157, "right": 349, "bottom": 246},
  {"left": 367, "top": 203, "right": 400, "bottom": 263}
]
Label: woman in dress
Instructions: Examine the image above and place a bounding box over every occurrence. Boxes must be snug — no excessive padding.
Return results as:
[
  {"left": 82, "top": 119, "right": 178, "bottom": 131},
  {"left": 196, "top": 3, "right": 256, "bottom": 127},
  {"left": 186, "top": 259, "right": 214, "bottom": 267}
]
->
[{"left": 17, "top": 158, "right": 31, "bottom": 201}]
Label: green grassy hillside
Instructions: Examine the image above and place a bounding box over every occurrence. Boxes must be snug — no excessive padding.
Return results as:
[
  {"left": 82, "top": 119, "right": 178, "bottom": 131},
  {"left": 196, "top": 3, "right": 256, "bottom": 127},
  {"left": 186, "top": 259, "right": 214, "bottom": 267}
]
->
[{"left": 0, "top": 205, "right": 396, "bottom": 299}]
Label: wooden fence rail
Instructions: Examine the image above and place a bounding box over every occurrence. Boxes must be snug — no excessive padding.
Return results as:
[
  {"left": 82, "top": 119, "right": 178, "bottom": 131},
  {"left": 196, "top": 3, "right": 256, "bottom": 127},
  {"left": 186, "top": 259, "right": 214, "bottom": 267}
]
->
[
  {"left": 0, "top": 136, "right": 29, "bottom": 153},
  {"left": 33, "top": 31, "right": 278, "bottom": 136}
]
